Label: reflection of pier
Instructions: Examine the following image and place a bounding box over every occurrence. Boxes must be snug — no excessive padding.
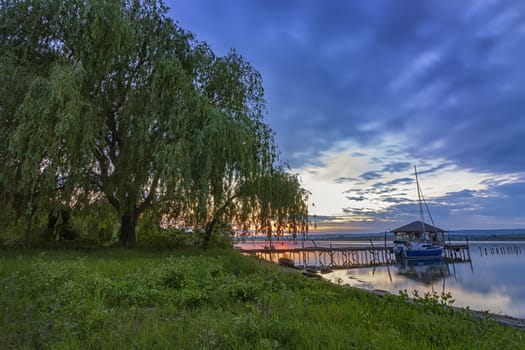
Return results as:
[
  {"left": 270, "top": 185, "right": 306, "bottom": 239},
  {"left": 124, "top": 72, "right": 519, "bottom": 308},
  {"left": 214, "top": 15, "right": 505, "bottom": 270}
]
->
[
  {"left": 240, "top": 242, "right": 471, "bottom": 269},
  {"left": 479, "top": 244, "right": 523, "bottom": 257}
]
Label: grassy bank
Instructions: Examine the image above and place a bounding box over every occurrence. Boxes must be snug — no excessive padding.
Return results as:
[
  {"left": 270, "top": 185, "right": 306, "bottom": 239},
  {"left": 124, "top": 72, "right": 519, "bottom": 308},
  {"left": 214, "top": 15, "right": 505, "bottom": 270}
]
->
[{"left": 1, "top": 248, "right": 523, "bottom": 349}]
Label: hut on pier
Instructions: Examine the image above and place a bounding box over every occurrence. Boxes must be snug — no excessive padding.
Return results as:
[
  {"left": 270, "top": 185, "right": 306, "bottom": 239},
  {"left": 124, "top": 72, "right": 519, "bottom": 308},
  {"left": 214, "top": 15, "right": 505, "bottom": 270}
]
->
[{"left": 391, "top": 220, "right": 445, "bottom": 244}]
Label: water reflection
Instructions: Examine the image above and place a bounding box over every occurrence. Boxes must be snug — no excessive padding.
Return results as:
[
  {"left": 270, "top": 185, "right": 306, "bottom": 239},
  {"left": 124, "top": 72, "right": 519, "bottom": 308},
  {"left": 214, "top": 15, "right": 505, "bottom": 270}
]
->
[
  {"left": 395, "top": 258, "right": 450, "bottom": 285},
  {"left": 323, "top": 242, "right": 525, "bottom": 319}
]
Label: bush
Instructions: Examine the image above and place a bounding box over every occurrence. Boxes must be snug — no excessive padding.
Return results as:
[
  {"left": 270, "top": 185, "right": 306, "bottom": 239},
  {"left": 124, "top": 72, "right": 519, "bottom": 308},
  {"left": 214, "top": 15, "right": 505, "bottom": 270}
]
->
[
  {"left": 70, "top": 206, "right": 119, "bottom": 244},
  {"left": 137, "top": 227, "right": 200, "bottom": 249}
]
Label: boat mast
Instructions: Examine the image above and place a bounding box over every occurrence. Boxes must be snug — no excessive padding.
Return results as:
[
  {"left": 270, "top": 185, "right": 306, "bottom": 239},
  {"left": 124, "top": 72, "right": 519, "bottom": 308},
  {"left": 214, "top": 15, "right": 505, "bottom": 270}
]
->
[{"left": 414, "top": 165, "right": 426, "bottom": 235}]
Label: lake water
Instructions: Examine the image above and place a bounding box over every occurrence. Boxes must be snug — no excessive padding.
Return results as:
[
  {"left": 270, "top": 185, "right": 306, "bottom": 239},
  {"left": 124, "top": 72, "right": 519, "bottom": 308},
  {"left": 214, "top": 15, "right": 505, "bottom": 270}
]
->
[
  {"left": 322, "top": 241, "right": 525, "bottom": 319},
  {"left": 236, "top": 240, "right": 525, "bottom": 319}
]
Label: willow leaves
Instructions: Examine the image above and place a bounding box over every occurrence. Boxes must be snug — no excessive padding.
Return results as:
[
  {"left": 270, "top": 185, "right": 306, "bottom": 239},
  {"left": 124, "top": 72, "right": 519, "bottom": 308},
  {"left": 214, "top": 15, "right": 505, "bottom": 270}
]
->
[{"left": 0, "top": 0, "right": 308, "bottom": 245}]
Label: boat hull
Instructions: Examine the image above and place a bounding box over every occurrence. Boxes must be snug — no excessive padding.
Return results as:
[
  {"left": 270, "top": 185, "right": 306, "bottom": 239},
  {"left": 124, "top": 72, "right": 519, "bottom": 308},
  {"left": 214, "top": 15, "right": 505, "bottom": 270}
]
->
[
  {"left": 405, "top": 247, "right": 443, "bottom": 258},
  {"left": 393, "top": 244, "right": 443, "bottom": 260}
]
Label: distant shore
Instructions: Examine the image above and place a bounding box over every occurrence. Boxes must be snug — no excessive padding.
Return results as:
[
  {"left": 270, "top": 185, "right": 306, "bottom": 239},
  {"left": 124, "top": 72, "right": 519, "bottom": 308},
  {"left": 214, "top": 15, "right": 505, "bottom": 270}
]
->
[
  {"left": 307, "top": 229, "right": 525, "bottom": 242},
  {"left": 235, "top": 231, "right": 525, "bottom": 242},
  {"left": 310, "top": 233, "right": 525, "bottom": 242}
]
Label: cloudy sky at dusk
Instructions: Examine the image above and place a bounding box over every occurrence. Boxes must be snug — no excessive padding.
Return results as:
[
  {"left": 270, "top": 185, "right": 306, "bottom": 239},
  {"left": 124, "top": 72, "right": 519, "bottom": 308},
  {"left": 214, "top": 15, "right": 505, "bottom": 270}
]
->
[{"left": 169, "top": 0, "right": 525, "bottom": 233}]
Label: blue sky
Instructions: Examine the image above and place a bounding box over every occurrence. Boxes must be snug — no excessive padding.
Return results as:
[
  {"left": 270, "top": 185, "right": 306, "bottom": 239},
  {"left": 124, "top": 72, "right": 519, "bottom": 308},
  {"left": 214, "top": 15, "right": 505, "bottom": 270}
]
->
[{"left": 168, "top": 1, "right": 525, "bottom": 233}]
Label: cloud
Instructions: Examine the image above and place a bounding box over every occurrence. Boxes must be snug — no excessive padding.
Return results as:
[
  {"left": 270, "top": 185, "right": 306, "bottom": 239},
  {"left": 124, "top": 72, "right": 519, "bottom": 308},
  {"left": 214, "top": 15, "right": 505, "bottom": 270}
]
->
[
  {"left": 345, "top": 196, "right": 366, "bottom": 202},
  {"left": 381, "top": 162, "right": 412, "bottom": 173},
  {"left": 386, "top": 177, "right": 414, "bottom": 186},
  {"left": 173, "top": 0, "right": 525, "bottom": 173},
  {"left": 334, "top": 177, "right": 354, "bottom": 184},
  {"left": 170, "top": 0, "right": 525, "bottom": 231},
  {"left": 360, "top": 171, "right": 383, "bottom": 181},
  {"left": 368, "top": 179, "right": 525, "bottom": 230},
  {"left": 382, "top": 197, "right": 411, "bottom": 204}
]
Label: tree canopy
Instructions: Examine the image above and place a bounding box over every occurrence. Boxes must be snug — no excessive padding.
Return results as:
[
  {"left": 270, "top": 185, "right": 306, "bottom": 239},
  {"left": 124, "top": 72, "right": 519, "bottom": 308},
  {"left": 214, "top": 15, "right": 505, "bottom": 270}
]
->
[{"left": 0, "top": 0, "right": 309, "bottom": 246}]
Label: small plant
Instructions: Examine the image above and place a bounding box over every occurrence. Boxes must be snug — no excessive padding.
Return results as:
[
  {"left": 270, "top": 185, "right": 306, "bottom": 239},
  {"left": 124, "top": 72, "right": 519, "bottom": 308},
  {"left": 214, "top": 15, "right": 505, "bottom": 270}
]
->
[
  {"left": 400, "top": 289, "right": 455, "bottom": 306},
  {"left": 413, "top": 290, "right": 455, "bottom": 306},
  {"left": 228, "top": 280, "right": 260, "bottom": 302}
]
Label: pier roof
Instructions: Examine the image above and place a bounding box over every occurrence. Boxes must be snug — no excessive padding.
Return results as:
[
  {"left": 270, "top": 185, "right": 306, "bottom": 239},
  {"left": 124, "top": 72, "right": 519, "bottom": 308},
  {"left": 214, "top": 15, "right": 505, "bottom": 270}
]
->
[{"left": 391, "top": 220, "right": 445, "bottom": 233}]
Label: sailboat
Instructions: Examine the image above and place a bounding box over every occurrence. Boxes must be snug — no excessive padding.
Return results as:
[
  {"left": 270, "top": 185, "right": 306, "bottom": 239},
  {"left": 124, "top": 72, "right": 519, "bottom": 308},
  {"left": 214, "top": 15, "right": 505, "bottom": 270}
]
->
[{"left": 391, "top": 166, "right": 444, "bottom": 260}]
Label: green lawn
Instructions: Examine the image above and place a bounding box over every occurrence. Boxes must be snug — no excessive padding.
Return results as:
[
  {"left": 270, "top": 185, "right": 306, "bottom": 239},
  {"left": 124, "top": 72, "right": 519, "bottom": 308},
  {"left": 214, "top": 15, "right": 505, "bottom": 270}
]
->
[{"left": 1, "top": 248, "right": 523, "bottom": 349}]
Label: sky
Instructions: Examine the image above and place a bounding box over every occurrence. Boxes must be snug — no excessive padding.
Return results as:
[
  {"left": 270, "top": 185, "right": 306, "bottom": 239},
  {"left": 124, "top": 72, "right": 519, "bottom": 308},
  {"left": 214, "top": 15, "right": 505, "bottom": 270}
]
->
[{"left": 168, "top": 0, "right": 525, "bottom": 233}]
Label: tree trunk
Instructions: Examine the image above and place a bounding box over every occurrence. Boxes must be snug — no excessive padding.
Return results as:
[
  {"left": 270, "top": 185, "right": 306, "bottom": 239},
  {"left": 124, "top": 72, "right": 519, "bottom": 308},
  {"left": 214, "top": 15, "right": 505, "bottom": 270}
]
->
[
  {"left": 119, "top": 210, "right": 139, "bottom": 247},
  {"left": 203, "top": 194, "right": 238, "bottom": 247},
  {"left": 203, "top": 219, "right": 216, "bottom": 247},
  {"left": 24, "top": 209, "right": 34, "bottom": 248}
]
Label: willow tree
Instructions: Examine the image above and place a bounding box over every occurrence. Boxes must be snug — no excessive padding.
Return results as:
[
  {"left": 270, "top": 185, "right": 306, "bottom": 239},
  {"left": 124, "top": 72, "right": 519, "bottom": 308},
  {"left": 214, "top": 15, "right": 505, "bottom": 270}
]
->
[
  {"left": 0, "top": 0, "right": 308, "bottom": 246},
  {"left": 175, "top": 49, "right": 281, "bottom": 245},
  {"left": 0, "top": 0, "right": 68, "bottom": 244},
  {"left": 235, "top": 168, "right": 310, "bottom": 240}
]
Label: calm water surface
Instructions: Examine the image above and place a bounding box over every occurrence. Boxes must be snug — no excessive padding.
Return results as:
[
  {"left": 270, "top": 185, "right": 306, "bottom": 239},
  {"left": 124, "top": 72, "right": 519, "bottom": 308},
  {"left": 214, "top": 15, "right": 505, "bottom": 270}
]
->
[{"left": 322, "top": 241, "right": 525, "bottom": 319}]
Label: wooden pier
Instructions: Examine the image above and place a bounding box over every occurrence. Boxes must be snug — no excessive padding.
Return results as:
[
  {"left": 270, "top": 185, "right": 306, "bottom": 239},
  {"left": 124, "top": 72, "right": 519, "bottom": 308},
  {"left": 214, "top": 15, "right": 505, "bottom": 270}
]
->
[
  {"left": 240, "top": 242, "right": 471, "bottom": 269},
  {"left": 443, "top": 243, "right": 471, "bottom": 262}
]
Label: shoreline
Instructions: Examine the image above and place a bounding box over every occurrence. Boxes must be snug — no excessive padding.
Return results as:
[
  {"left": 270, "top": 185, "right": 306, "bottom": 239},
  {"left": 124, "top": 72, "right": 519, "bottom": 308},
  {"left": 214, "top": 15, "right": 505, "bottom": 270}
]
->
[
  {"left": 268, "top": 242, "right": 525, "bottom": 326},
  {"left": 304, "top": 267, "right": 525, "bottom": 330},
  {"left": 293, "top": 264, "right": 525, "bottom": 329},
  {"left": 366, "top": 287, "right": 525, "bottom": 330}
]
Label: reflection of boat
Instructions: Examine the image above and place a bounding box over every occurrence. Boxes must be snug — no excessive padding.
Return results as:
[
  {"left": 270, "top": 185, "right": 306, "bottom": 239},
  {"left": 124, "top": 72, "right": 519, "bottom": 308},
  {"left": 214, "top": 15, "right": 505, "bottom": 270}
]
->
[
  {"left": 396, "top": 258, "right": 450, "bottom": 284},
  {"left": 391, "top": 166, "right": 445, "bottom": 261}
]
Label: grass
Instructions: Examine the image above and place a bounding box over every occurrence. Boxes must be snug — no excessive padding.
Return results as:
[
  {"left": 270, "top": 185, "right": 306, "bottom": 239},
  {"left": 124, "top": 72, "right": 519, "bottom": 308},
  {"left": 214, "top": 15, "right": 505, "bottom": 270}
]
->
[{"left": 0, "top": 248, "right": 523, "bottom": 349}]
